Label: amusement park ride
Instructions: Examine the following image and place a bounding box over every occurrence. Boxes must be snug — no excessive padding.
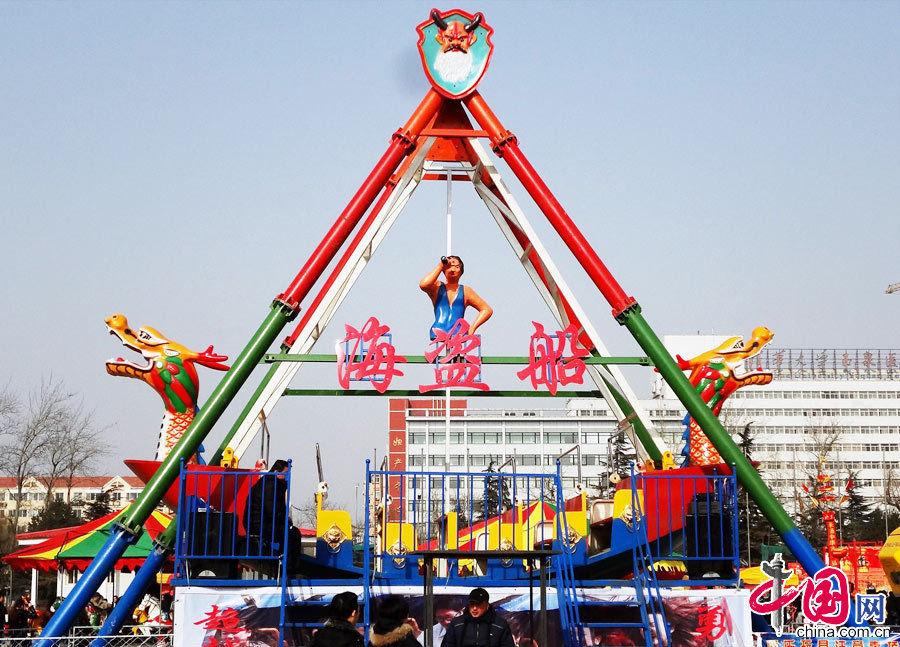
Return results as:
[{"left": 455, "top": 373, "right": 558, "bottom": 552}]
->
[{"left": 36, "top": 9, "right": 894, "bottom": 647}]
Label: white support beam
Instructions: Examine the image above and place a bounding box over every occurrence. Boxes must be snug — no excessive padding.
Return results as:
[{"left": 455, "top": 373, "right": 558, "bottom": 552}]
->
[
  {"left": 466, "top": 139, "right": 669, "bottom": 461},
  {"left": 228, "top": 139, "right": 437, "bottom": 459}
]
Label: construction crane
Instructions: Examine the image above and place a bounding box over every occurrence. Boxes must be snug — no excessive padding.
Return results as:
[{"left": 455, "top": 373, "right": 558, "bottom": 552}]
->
[{"left": 887, "top": 283, "right": 900, "bottom": 294}]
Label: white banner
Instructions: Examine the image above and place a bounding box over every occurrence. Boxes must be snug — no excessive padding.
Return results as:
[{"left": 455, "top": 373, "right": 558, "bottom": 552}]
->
[{"left": 176, "top": 583, "right": 751, "bottom": 647}]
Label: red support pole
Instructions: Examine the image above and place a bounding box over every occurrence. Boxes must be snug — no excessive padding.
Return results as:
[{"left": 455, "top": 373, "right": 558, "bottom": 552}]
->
[
  {"left": 283, "top": 173, "right": 401, "bottom": 348},
  {"left": 276, "top": 89, "right": 443, "bottom": 311},
  {"left": 464, "top": 92, "right": 636, "bottom": 318}
]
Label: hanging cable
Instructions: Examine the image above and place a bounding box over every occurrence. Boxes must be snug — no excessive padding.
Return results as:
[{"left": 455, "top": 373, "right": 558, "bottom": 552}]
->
[
  {"left": 445, "top": 169, "right": 453, "bottom": 256},
  {"left": 444, "top": 168, "right": 452, "bottom": 453}
]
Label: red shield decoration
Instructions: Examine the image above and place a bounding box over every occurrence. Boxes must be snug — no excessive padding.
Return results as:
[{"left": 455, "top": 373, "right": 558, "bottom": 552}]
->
[{"left": 416, "top": 9, "right": 494, "bottom": 99}]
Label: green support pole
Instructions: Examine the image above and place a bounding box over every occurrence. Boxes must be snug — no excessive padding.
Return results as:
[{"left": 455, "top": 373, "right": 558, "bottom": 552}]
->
[
  {"left": 121, "top": 304, "right": 294, "bottom": 533},
  {"left": 619, "top": 305, "right": 792, "bottom": 530},
  {"left": 615, "top": 305, "right": 845, "bottom": 596}
]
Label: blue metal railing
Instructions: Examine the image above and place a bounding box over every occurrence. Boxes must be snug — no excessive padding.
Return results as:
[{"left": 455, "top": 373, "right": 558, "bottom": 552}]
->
[
  {"left": 634, "top": 466, "right": 739, "bottom": 586},
  {"left": 174, "top": 461, "right": 292, "bottom": 573},
  {"left": 363, "top": 465, "right": 559, "bottom": 563}
]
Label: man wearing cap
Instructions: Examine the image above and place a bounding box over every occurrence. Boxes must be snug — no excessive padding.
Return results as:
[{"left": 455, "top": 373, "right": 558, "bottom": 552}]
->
[{"left": 442, "top": 588, "right": 514, "bottom": 647}]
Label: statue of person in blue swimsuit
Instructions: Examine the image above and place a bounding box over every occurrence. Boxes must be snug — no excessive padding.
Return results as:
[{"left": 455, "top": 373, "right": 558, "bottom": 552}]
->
[{"left": 419, "top": 256, "right": 493, "bottom": 340}]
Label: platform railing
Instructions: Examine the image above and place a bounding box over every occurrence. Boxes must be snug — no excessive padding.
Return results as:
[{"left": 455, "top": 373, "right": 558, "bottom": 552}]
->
[
  {"left": 364, "top": 464, "right": 560, "bottom": 574},
  {"left": 634, "top": 466, "right": 739, "bottom": 586},
  {"left": 0, "top": 628, "right": 173, "bottom": 647},
  {"left": 173, "top": 460, "right": 292, "bottom": 582}
]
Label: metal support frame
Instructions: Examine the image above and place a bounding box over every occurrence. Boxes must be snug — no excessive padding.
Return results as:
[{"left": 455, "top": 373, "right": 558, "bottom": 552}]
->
[
  {"left": 38, "top": 89, "right": 444, "bottom": 644},
  {"left": 463, "top": 138, "right": 668, "bottom": 462},
  {"left": 223, "top": 134, "right": 667, "bottom": 467},
  {"left": 220, "top": 137, "right": 438, "bottom": 461}
]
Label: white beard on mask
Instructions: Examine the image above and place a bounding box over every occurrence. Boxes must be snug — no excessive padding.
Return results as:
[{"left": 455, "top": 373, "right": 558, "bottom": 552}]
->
[{"left": 433, "top": 49, "right": 474, "bottom": 84}]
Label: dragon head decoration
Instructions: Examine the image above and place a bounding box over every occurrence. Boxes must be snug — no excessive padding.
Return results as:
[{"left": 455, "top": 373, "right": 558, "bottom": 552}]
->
[
  {"left": 677, "top": 326, "right": 774, "bottom": 465},
  {"left": 105, "top": 314, "right": 229, "bottom": 461}
]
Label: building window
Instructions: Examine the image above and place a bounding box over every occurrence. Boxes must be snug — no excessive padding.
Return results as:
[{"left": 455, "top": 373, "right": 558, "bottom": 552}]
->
[
  {"left": 55, "top": 492, "right": 64, "bottom": 502},
  {"left": 545, "top": 432, "right": 577, "bottom": 444},
  {"left": 408, "top": 432, "right": 425, "bottom": 445},
  {"left": 506, "top": 432, "right": 539, "bottom": 444}
]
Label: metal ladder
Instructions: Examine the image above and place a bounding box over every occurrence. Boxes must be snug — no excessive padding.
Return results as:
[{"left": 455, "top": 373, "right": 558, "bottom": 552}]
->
[{"left": 553, "top": 463, "right": 671, "bottom": 647}]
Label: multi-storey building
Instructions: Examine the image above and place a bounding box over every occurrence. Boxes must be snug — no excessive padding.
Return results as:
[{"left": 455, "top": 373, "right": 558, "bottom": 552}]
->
[
  {"left": 0, "top": 475, "right": 146, "bottom": 529},
  {"left": 386, "top": 338, "right": 900, "bottom": 512}
]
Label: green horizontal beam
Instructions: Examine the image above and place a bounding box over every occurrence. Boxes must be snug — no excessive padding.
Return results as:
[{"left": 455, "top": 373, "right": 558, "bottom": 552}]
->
[
  {"left": 265, "top": 353, "right": 652, "bottom": 366},
  {"left": 283, "top": 388, "right": 603, "bottom": 398}
]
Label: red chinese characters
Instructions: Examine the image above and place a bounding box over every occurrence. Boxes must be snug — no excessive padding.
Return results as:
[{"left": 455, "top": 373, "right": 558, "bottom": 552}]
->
[
  {"left": 419, "top": 319, "right": 489, "bottom": 392},
  {"left": 516, "top": 322, "right": 589, "bottom": 395},
  {"left": 194, "top": 605, "right": 242, "bottom": 633},
  {"left": 696, "top": 602, "right": 733, "bottom": 641},
  {"left": 194, "top": 604, "right": 253, "bottom": 646},
  {"left": 337, "top": 317, "right": 407, "bottom": 393}
]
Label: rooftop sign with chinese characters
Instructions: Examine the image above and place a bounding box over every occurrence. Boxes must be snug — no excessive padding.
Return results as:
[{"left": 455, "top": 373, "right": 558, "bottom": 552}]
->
[{"left": 754, "top": 349, "right": 900, "bottom": 380}]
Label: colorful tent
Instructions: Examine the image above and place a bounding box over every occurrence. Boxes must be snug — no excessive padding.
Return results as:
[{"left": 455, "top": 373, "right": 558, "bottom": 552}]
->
[{"left": 2, "top": 504, "right": 172, "bottom": 572}]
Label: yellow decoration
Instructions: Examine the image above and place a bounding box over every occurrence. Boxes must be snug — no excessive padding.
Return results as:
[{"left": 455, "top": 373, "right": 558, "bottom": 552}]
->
[
  {"left": 315, "top": 490, "right": 352, "bottom": 549},
  {"left": 219, "top": 447, "right": 238, "bottom": 468},
  {"left": 878, "top": 525, "right": 900, "bottom": 594}
]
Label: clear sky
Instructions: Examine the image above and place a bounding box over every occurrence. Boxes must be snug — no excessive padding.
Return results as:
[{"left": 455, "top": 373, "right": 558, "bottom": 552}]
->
[{"left": 2, "top": 1, "right": 898, "bottom": 515}]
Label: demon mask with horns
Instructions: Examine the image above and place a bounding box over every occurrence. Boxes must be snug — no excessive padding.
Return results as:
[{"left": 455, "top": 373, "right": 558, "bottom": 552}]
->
[{"left": 416, "top": 9, "right": 494, "bottom": 99}]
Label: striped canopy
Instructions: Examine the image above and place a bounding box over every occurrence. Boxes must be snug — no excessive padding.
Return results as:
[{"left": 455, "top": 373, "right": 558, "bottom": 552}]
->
[{"left": 2, "top": 504, "right": 172, "bottom": 572}]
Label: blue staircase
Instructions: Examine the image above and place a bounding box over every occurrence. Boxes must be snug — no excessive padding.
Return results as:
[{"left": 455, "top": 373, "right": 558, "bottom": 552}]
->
[{"left": 554, "top": 463, "right": 671, "bottom": 647}]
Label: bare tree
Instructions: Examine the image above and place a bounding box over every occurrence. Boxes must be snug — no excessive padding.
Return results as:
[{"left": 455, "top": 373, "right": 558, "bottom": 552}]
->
[
  {"left": 885, "top": 465, "right": 900, "bottom": 516},
  {"left": 37, "top": 397, "right": 108, "bottom": 507},
  {"left": 0, "top": 379, "right": 65, "bottom": 533},
  {"left": 61, "top": 407, "right": 109, "bottom": 502},
  {"left": 0, "top": 379, "right": 107, "bottom": 542}
]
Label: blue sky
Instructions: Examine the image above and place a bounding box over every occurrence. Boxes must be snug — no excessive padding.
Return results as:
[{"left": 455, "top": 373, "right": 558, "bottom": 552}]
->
[{"left": 2, "top": 1, "right": 898, "bottom": 509}]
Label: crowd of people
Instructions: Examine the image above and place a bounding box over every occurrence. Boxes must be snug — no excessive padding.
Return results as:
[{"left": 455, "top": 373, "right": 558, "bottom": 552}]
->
[
  {"left": 310, "top": 587, "right": 517, "bottom": 647},
  {"left": 0, "top": 588, "right": 174, "bottom": 638}
]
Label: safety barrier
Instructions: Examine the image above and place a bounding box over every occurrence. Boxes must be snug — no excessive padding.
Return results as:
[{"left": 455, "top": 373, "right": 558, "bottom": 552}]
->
[
  {"left": 364, "top": 464, "right": 560, "bottom": 559},
  {"left": 174, "top": 460, "right": 292, "bottom": 580},
  {"left": 1, "top": 627, "right": 172, "bottom": 647},
  {"left": 635, "top": 466, "right": 739, "bottom": 586}
]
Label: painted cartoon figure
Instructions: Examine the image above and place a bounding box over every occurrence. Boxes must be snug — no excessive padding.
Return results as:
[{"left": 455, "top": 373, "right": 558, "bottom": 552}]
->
[
  {"left": 419, "top": 256, "right": 492, "bottom": 340},
  {"left": 105, "top": 314, "right": 229, "bottom": 461}
]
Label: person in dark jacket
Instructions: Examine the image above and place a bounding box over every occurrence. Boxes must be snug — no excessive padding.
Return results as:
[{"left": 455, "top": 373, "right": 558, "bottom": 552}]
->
[
  {"left": 8, "top": 591, "right": 37, "bottom": 637},
  {"left": 311, "top": 591, "right": 363, "bottom": 647},
  {"left": 245, "top": 459, "right": 290, "bottom": 546},
  {"left": 244, "top": 459, "right": 301, "bottom": 572},
  {"left": 442, "top": 588, "right": 514, "bottom": 647},
  {"left": 369, "top": 595, "right": 420, "bottom": 647}
]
